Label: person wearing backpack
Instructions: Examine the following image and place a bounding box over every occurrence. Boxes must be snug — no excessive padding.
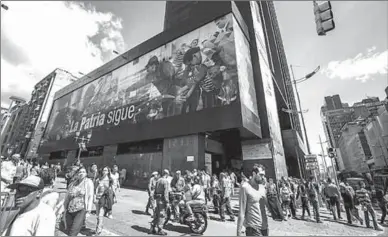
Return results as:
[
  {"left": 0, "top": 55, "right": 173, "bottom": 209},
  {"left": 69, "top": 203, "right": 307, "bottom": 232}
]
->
[
  {"left": 296, "top": 179, "right": 311, "bottom": 220},
  {"left": 339, "top": 182, "right": 356, "bottom": 225},
  {"left": 306, "top": 176, "right": 322, "bottom": 223}
]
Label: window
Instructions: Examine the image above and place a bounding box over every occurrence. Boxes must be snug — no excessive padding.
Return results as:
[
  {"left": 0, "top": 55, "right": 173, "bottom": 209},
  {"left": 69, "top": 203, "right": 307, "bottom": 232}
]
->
[
  {"left": 77, "top": 146, "right": 104, "bottom": 158},
  {"left": 117, "top": 139, "right": 163, "bottom": 155},
  {"left": 49, "top": 150, "right": 68, "bottom": 160}
]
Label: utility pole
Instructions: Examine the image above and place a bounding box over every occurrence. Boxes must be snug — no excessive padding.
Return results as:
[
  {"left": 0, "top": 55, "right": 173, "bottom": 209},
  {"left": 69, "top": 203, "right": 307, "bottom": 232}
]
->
[
  {"left": 290, "top": 65, "right": 311, "bottom": 154},
  {"left": 318, "top": 135, "right": 329, "bottom": 179}
]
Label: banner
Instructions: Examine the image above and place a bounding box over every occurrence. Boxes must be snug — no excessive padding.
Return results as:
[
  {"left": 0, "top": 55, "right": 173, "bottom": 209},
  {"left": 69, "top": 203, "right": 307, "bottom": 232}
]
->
[{"left": 42, "top": 13, "right": 258, "bottom": 147}]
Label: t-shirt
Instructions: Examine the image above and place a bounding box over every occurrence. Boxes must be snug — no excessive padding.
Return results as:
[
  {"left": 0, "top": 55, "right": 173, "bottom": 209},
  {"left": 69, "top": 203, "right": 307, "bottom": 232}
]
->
[
  {"left": 40, "top": 188, "right": 60, "bottom": 212},
  {"left": 237, "top": 181, "right": 268, "bottom": 233},
  {"left": 9, "top": 202, "right": 56, "bottom": 236},
  {"left": 191, "top": 184, "right": 205, "bottom": 202}
]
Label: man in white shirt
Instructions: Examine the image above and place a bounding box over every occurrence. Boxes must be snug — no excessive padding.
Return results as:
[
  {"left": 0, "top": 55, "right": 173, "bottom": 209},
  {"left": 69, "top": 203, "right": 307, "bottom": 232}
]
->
[
  {"left": 237, "top": 165, "right": 268, "bottom": 236},
  {"left": 6, "top": 175, "right": 56, "bottom": 236}
]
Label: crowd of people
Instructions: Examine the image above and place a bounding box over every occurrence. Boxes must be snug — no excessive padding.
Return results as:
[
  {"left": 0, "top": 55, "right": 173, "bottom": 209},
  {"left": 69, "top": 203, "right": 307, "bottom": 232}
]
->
[
  {"left": 144, "top": 164, "right": 387, "bottom": 236},
  {"left": 0, "top": 154, "right": 127, "bottom": 236},
  {"left": 1, "top": 154, "right": 387, "bottom": 236}
]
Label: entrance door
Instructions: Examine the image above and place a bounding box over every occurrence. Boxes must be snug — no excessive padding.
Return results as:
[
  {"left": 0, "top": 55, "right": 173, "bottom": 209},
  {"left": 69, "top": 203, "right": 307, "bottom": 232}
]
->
[{"left": 211, "top": 154, "right": 223, "bottom": 176}]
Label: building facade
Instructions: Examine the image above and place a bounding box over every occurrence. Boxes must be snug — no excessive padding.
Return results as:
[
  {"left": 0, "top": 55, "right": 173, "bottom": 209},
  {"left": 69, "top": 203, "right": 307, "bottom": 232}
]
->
[
  {"left": 12, "top": 69, "right": 78, "bottom": 159},
  {"left": 38, "top": 1, "right": 306, "bottom": 187},
  {"left": 338, "top": 121, "right": 371, "bottom": 173},
  {"left": 0, "top": 96, "right": 27, "bottom": 156}
]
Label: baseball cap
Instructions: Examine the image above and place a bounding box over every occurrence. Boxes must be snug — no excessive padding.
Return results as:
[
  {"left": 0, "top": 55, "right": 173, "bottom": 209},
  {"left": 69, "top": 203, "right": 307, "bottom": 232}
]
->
[
  {"left": 8, "top": 176, "right": 44, "bottom": 190},
  {"left": 152, "top": 171, "right": 158, "bottom": 176}
]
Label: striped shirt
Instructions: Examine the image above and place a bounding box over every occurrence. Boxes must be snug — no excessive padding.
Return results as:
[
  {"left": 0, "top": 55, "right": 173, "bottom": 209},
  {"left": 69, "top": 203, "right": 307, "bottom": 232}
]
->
[{"left": 355, "top": 188, "right": 371, "bottom": 206}]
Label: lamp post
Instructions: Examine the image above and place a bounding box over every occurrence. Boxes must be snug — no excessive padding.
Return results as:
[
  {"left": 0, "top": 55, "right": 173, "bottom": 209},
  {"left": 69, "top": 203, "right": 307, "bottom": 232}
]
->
[
  {"left": 74, "top": 131, "right": 92, "bottom": 163},
  {"left": 289, "top": 65, "right": 321, "bottom": 155}
]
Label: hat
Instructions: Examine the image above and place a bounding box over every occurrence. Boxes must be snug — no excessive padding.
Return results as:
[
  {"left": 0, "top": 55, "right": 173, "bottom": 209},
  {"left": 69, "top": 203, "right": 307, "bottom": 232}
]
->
[
  {"left": 11, "top": 154, "right": 21, "bottom": 160},
  {"left": 339, "top": 182, "right": 346, "bottom": 187},
  {"left": 152, "top": 171, "right": 158, "bottom": 176},
  {"left": 163, "top": 169, "right": 170, "bottom": 176},
  {"left": 183, "top": 47, "right": 201, "bottom": 65},
  {"left": 8, "top": 176, "right": 44, "bottom": 190},
  {"left": 176, "top": 170, "right": 181, "bottom": 174}
]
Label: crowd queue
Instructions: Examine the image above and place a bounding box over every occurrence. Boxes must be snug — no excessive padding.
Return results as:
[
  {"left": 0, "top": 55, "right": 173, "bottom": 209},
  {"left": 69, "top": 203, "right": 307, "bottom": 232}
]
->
[{"left": 1, "top": 153, "right": 387, "bottom": 236}]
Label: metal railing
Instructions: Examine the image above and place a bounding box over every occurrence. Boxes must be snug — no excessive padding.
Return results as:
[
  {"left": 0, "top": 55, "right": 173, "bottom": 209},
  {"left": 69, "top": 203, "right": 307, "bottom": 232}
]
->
[{"left": 0, "top": 192, "right": 19, "bottom": 235}]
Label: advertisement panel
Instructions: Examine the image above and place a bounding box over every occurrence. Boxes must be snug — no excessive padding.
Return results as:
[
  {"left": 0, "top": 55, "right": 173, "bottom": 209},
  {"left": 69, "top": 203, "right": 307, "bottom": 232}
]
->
[
  {"left": 250, "top": 1, "right": 287, "bottom": 177},
  {"left": 233, "top": 16, "right": 261, "bottom": 136},
  {"left": 41, "top": 13, "right": 260, "bottom": 151}
]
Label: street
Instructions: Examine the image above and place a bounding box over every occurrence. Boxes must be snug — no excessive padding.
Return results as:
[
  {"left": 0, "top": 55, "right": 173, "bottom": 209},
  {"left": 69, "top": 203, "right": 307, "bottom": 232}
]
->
[{"left": 54, "top": 178, "right": 387, "bottom": 236}]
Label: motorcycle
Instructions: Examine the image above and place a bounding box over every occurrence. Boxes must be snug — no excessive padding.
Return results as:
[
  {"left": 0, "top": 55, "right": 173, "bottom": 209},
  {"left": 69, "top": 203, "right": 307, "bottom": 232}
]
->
[{"left": 164, "top": 192, "right": 208, "bottom": 235}]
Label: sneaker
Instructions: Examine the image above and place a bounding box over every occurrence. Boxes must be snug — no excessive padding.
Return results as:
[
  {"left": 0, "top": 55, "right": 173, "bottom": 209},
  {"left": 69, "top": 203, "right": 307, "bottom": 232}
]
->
[
  {"left": 107, "top": 215, "right": 113, "bottom": 219},
  {"left": 317, "top": 220, "right": 323, "bottom": 223},
  {"left": 375, "top": 226, "right": 384, "bottom": 231}
]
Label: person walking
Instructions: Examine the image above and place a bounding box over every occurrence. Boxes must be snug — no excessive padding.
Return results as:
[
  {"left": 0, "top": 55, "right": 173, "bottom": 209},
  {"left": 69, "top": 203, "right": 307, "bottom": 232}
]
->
[
  {"left": 279, "top": 182, "right": 291, "bottom": 220},
  {"left": 149, "top": 169, "right": 170, "bottom": 235},
  {"left": 306, "top": 177, "right": 322, "bottom": 223},
  {"left": 288, "top": 178, "right": 297, "bottom": 219},
  {"left": 355, "top": 181, "right": 383, "bottom": 231},
  {"left": 170, "top": 170, "right": 186, "bottom": 221},
  {"left": 266, "top": 178, "right": 284, "bottom": 221},
  {"left": 339, "top": 182, "right": 356, "bottom": 225},
  {"left": 145, "top": 171, "right": 159, "bottom": 216},
  {"left": 119, "top": 168, "right": 127, "bottom": 186},
  {"left": 219, "top": 172, "right": 235, "bottom": 222},
  {"left": 297, "top": 179, "right": 311, "bottom": 220},
  {"left": 211, "top": 174, "right": 221, "bottom": 214},
  {"left": 237, "top": 166, "right": 268, "bottom": 236},
  {"left": 5, "top": 176, "right": 56, "bottom": 236},
  {"left": 326, "top": 178, "right": 342, "bottom": 220},
  {"left": 94, "top": 167, "right": 115, "bottom": 235},
  {"left": 63, "top": 166, "right": 94, "bottom": 236}
]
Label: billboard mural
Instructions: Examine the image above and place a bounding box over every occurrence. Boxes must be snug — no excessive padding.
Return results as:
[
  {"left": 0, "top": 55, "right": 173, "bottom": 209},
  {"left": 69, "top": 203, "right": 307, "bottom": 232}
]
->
[
  {"left": 250, "top": 1, "right": 287, "bottom": 177},
  {"left": 42, "top": 13, "right": 261, "bottom": 149}
]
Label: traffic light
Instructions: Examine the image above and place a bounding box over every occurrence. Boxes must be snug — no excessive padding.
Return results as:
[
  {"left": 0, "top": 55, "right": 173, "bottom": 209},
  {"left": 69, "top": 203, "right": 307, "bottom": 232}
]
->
[
  {"left": 313, "top": 1, "right": 335, "bottom": 36},
  {"left": 327, "top": 147, "right": 335, "bottom": 158}
]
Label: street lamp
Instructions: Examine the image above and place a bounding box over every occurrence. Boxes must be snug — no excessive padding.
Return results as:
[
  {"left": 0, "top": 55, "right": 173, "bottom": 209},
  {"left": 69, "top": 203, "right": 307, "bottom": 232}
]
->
[
  {"left": 74, "top": 131, "right": 92, "bottom": 163},
  {"left": 113, "top": 50, "right": 129, "bottom": 60},
  {"left": 288, "top": 65, "right": 321, "bottom": 155}
]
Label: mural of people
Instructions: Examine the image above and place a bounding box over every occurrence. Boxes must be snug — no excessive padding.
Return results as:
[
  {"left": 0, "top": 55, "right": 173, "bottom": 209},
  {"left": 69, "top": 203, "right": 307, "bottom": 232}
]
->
[{"left": 43, "top": 13, "right": 244, "bottom": 143}]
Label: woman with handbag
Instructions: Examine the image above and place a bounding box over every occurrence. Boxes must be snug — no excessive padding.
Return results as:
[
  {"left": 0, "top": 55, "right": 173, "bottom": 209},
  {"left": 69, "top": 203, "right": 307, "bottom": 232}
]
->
[
  {"left": 94, "top": 167, "right": 114, "bottom": 235},
  {"left": 62, "top": 166, "right": 94, "bottom": 236}
]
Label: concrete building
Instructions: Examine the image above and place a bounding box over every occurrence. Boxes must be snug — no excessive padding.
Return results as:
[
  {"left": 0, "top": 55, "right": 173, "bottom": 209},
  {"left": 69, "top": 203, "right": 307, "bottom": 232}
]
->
[
  {"left": 363, "top": 106, "right": 388, "bottom": 170},
  {"left": 0, "top": 96, "right": 27, "bottom": 156},
  {"left": 338, "top": 121, "right": 371, "bottom": 173},
  {"left": 38, "top": 1, "right": 307, "bottom": 187},
  {"left": 16, "top": 69, "right": 78, "bottom": 159}
]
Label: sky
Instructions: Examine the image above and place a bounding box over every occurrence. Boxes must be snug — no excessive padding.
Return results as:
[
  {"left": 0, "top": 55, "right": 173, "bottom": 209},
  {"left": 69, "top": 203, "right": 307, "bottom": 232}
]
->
[{"left": 1, "top": 1, "right": 387, "bottom": 166}]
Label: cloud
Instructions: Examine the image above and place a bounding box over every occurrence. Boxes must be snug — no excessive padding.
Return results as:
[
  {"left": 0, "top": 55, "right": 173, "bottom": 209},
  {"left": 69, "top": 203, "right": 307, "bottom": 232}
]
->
[
  {"left": 0, "top": 1, "right": 126, "bottom": 107},
  {"left": 322, "top": 47, "right": 388, "bottom": 82}
]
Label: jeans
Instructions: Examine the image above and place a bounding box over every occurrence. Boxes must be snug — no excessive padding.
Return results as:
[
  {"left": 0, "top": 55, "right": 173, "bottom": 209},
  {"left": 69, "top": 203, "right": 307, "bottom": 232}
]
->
[
  {"left": 380, "top": 201, "right": 387, "bottom": 224},
  {"left": 146, "top": 192, "right": 155, "bottom": 214},
  {"left": 289, "top": 196, "right": 296, "bottom": 218},
  {"left": 95, "top": 202, "right": 106, "bottom": 234},
  {"left": 301, "top": 197, "right": 311, "bottom": 218},
  {"left": 329, "top": 196, "right": 342, "bottom": 220},
  {"left": 220, "top": 196, "right": 234, "bottom": 220},
  {"left": 65, "top": 209, "right": 86, "bottom": 236},
  {"left": 310, "top": 198, "right": 320, "bottom": 222},
  {"left": 363, "top": 204, "right": 379, "bottom": 229},
  {"left": 245, "top": 227, "right": 269, "bottom": 236},
  {"left": 151, "top": 198, "right": 167, "bottom": 232}
]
